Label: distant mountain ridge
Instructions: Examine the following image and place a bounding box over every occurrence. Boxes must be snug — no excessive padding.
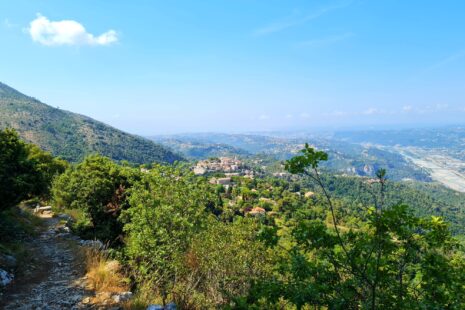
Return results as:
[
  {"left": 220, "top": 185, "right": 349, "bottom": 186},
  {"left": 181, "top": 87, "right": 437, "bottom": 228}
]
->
[
  {"left": 0, "top": 82, "right": 183, "bottom": 164},
  {"left": 150, "top": 137, "right": 250, "bottom": 159},
  {"left": 151, "top": 132, "right": 432, "bottom": 181}
]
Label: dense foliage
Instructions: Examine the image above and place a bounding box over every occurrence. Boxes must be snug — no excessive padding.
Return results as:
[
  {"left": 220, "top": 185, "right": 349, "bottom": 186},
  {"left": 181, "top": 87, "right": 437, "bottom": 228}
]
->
[
  {"left": 4, "top": 131, "right": 465, "bottom": 309},
  {"left": 0, "top": 82, "right": 183, "bottom": 164},
  {"left": 0, "top": 128, "right": 66, "bottom": 211},
  {"left": 52, "top": 155, "right": 139, "bottom": 242},
  {"left": 121, "top": 166, "right": 273, "bottom": 307},
  {"left": 238, "top": 144, "right": 465, "bottom": 309}
]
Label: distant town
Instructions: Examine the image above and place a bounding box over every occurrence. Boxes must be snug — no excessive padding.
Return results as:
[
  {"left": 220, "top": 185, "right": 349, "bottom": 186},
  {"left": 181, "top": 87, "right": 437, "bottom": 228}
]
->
[{"left": 193, "top": 156, "right": 255, "bottom": 185}]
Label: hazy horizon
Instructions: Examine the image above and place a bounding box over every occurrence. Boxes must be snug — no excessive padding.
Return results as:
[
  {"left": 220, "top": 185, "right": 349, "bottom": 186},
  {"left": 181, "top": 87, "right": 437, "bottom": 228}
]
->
[{"left": 2, "top": 0, "right": 465, "bottom": 135}]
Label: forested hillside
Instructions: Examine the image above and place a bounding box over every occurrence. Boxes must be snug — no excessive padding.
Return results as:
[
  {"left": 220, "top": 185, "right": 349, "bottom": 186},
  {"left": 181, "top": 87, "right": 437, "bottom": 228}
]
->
[
  {"left": 2, "top": 132, "right": 465, "bottom": 309},
  {"left": 0, "top": 82, "right": 182, "bottom": 164},
  {"left": 151, "top": 132, "right": 431, "bottom": 181}
]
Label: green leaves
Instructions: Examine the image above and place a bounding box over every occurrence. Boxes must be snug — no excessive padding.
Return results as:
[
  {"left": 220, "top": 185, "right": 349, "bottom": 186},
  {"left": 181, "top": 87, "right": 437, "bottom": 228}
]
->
[
  {"left": 123, "top": 165, "right": 217, "bottom": 298},
  {"left": 0, "top": 128, "right": 66, "bottom": 210},
  {"left": 285, "top": 143, "right": 328, "bottom": 174},
  {"left": 52, "top": 154, "right": 138, "bottom": 242}
]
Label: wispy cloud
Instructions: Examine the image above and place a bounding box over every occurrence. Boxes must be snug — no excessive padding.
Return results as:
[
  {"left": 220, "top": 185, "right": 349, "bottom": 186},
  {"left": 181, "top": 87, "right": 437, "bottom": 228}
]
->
[
  {"left": 28, "top": 14, "right": 118, "bottom": 46},
  {"left": 298, "top": 32, "right": 354, "bottom": 48},
  {"left": 362, "top": 107, "right": 381, "bottom": 115},
  {"left": 258, "top": 114, "right": 270, "bottom": 120},
  {"left": 426, "top": 50, "right": 465, "bottom": 72},
  {"left": 402, "top": 105, "right": 413, "bottom": 113},
  {"left": 253, "top": 1, "right": 352, "bottom": 36},
  {"left": 3, "top": 18, "right": 17, "bottom": 28},
  {"left": 409, "top": 49, "right": 465, "bottom": 81},
  {"left": 324, "top": 110, "right": 349, "bottom": 117}
]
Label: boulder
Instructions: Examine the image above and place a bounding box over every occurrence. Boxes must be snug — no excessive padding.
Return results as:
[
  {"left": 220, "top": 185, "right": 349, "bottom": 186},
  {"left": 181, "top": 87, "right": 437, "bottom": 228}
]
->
[
  {"left": 112, "top": 291, "right": 133, "bottom": 303},
  {"left": 79, "top": 240, "right": 104, "bottom": 249},
  {"left": 165, "top": 302, "right": 177, "bottom": 310},
  {"left": 34, "top": 206, "right": 52, "bottom": 214},
  {"left": 0, "top": 268, "right": 13, "bottom": 286},
  {"left": 55, "top": 225, "right": 71, "bottom": 234},
  {"left": 146, "top": 302, "right": 176, "bottom": 310},
  {"left": 0, "top": 254, "right": 17, "bottom": 270},
  {"left": 58, "top": 213, "right": 72, "bottom": 221}
]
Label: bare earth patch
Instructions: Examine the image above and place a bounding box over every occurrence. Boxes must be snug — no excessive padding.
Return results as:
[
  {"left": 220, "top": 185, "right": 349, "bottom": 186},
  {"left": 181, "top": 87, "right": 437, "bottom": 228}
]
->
[{"left": 0, "top": 214, "right": 127, "bottom": 309}]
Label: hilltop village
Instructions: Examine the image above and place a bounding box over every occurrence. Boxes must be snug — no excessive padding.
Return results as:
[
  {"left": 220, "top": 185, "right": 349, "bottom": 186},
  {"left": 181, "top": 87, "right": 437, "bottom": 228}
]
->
[{"left": 193, "top": 157, "right": 255, "bottom": 184}]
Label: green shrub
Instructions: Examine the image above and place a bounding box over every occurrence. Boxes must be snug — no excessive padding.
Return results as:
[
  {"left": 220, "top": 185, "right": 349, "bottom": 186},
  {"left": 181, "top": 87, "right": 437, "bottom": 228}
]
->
[{"left": 52, "top": 155, "right": 140, "bottom": 243}]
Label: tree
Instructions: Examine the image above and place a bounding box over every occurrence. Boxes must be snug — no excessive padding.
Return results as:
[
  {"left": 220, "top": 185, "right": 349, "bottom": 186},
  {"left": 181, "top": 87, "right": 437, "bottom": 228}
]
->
[
  {"left": 52, "top": 154, "right": 138, "bottom": 242},
  {"left": 241, "top": 144, "right": 465, "bottom": 309},
  {"left": 175, "top": 218, "right": 273, "bottom": 308},
  {"left": 0, "top": 129, "right": 35, "bottom": 211},
  {"left": 122, "top": 165, "right": 217, "bottom": 305},
  {"left": 26, "top": 144, "right": 68, "bottom": 199}
]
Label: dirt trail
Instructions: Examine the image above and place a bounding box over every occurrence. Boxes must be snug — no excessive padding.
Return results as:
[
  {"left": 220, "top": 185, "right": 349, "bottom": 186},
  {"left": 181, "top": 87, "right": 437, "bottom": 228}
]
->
[{"left": 0, "top": 216, "right": 97, "bottom": 309}]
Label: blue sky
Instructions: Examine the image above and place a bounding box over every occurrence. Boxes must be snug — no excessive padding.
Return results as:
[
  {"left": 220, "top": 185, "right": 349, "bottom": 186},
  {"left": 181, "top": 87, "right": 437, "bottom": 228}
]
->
[{"left": 1, "top": 0, "right": 465, "bottom": 134}]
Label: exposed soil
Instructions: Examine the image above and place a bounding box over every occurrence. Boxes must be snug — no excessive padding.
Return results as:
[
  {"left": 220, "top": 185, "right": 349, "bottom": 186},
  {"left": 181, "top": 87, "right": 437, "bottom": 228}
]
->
[{"left": 0, "top": 216, "right": 117, "bottom": 309}]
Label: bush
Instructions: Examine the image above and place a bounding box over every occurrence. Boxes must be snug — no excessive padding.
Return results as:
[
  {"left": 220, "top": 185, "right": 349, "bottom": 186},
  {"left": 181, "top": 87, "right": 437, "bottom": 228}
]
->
[
  {"left": 0, "top": 129, "right": 35, "bottom": 211},
  {"left": 52, "top": 155, "right": 139, "bottom": 243},
  {"left": 122, "top": 165, "right": 217, "bottom": 305}
]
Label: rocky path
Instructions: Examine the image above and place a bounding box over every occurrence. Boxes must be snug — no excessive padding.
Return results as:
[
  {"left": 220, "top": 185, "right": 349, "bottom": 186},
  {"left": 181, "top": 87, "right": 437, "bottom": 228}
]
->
[{"left": 0, "top": 216, "right": 96, "bottom": 309}]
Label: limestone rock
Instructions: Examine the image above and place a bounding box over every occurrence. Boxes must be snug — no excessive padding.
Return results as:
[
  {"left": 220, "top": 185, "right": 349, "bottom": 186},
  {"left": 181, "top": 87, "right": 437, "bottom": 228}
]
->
[
  {"left": 34, "top": 205, "right": 52, "bottom": 214},
  {"left": 147, "top": 302, "right": 176, "bottom": 310},
  {"left": 79, "top": 239, "right": 104, "bottom": 249},
  {"left": 0, "top": 268, "right": 14, "bottom": 286},
  {"left": 0, "top": 254, "right": 17, "bottom": 270},
  {"left": 112, "top": 291, "right": 133, "bottom": 303}
]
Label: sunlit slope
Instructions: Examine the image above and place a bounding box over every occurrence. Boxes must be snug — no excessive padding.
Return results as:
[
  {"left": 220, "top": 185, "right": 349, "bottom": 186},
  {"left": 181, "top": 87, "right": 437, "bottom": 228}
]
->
[{"left": 0, "top": 82, "right": 183, "bottom": 164}]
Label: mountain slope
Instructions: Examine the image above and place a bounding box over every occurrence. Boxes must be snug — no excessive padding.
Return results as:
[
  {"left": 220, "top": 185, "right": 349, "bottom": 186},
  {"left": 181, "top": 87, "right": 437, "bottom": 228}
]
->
[
  {"left": 0, "top": 82, "right": 182, "bottom": 164},
  {"left": 150, "top": 136, "right": 250, "bottom": 159}
]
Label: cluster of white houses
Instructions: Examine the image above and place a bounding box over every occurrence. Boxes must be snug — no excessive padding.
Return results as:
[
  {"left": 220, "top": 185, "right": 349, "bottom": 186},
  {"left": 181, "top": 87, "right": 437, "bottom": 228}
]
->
[
  {"left": 192, "top": 157, "right": 257, "bottom": 187},
  {"left": 193, "top": 157, "right": 243, "bottom": 175}
]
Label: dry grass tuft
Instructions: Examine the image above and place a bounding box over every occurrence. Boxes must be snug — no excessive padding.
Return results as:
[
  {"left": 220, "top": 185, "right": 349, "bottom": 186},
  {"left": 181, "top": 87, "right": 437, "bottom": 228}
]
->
[{"left": 84, "top": 247, "right": 129, "bottom": 296}]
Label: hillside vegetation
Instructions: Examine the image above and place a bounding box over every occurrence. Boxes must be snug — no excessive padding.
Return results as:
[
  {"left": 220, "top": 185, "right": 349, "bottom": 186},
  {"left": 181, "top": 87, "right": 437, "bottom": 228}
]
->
[
  {"left": 0, "top": 82, "right": 182, "bottom": 164},
  {"left": 151, "top": 132, "right": 431, "bottom": 181},
  {"left": 2, "top": 131, "right": 465, "bottom": 309}
]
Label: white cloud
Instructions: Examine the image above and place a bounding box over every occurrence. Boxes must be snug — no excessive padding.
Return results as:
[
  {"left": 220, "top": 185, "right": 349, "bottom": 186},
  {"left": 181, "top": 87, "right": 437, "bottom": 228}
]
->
[
  {"left": 28, "top": 14, "right": 118, "bottom": 46},
  {"left": 258, "top": 114, "right": 270, "bottom": 120},
  {"left": 300, "top": 112, "right": 310, "bottom": 119},
  {"left": 402, "top": 105, "right": 413, "bottom": 112},
  {"left": 362, "top": 108, "right": 379, "bottom": 115}
]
